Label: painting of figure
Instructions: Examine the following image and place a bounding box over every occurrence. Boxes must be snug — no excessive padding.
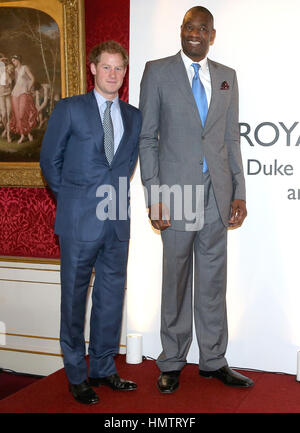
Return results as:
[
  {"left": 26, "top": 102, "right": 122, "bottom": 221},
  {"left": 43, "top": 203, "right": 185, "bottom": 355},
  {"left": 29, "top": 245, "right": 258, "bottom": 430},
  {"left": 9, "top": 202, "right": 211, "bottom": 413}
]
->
[{"left": 0, "top": 7, "right": 61, "bottom": 162}]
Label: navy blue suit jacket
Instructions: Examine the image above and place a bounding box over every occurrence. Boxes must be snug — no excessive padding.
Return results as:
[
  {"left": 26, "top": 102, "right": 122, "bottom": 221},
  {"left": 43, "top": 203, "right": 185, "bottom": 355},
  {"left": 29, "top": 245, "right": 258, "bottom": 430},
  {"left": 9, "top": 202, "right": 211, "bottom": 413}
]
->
[{"left": 40, "top": 90, "right": 142, "bottom": 242}]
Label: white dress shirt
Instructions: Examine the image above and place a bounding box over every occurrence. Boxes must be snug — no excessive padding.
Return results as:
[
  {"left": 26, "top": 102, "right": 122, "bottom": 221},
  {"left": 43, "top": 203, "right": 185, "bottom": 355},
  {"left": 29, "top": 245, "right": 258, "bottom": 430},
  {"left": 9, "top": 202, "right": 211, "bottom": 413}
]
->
[
  {"left": 94, "top": 89, "right": 124, "bottom": 154},
  {"left": 180, "top": 50, "right": 212, "bottom": 106}
]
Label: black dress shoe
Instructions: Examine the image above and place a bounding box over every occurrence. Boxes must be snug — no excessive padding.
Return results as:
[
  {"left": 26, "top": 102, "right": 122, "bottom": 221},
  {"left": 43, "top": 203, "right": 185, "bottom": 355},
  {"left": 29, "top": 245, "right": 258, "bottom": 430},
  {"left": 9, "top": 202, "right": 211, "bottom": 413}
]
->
[
  {"left": 199, "top": 366, "right": 254, "bottom": 388},
  {"left": 89, "top": 373, "right": 137, "bottom": 391},
  {"left": 69, "top": 380, "right": 99, "bottom": 405},
  {"left": 157, "top": 371, "right": 181, "bottom": 394}
]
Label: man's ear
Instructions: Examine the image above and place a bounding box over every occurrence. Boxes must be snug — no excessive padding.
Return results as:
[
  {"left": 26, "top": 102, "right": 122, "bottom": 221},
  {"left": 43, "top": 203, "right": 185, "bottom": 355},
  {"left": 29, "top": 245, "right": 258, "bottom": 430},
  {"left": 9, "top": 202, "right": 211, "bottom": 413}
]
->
[
  {"left": 90, "top": 62, "right": 96, "bottom": 76},
  {"left": 210, "top": 29, "right": 216, "bottom": 46}
]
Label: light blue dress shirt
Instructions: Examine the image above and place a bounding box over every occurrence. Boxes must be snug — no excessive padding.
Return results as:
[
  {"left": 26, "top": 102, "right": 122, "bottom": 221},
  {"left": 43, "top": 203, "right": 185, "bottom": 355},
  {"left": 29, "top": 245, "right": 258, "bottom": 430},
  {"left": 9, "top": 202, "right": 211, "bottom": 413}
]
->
[{"left": 94, "top": 89, "right": 124, "bottom": 154}]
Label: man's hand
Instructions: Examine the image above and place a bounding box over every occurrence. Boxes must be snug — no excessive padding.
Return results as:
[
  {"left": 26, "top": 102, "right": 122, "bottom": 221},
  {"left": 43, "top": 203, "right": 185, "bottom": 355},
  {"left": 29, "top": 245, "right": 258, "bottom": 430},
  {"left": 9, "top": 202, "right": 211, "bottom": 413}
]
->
[
  {"left": 148, "top": 202, "right": 171, "bottom": 231},
  {"left": 229, "top": 199, "right": 247, "bottom": 229}
]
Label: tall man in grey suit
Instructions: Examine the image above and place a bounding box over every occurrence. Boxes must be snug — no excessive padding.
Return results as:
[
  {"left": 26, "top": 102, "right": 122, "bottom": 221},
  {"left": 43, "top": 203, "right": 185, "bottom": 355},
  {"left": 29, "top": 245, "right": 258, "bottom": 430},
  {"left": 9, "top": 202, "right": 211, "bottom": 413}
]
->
[{"left": 139, "top": 6, "right": 254, "bottom": 393}]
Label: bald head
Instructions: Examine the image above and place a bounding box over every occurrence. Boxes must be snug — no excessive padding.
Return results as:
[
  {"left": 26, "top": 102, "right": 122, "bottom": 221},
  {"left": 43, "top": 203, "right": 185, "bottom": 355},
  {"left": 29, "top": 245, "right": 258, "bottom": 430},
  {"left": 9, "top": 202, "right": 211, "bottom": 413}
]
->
[{"left": 183, "top": 6, "right": 214, "bottom": 25}]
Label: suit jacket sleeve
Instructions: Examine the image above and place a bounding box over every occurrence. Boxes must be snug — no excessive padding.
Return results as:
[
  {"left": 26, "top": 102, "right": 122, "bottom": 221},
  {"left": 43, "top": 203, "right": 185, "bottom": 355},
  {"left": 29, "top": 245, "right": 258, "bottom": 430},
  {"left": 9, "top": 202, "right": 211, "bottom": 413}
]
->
[
  {"left": 139, "top": 62, "right": 161, "bottom": 207},
  {"left": 40, "top": 98, "right": 71, "bottom": 198},
  {"left": 225, "top": 72, "right": 246, "bottom": 201}
]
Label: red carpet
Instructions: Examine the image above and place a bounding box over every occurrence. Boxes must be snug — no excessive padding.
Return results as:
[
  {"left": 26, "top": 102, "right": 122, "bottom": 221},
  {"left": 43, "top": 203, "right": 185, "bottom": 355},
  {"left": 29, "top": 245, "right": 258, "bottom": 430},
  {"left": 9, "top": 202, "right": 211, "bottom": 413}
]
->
[
  {"left": 0, "top": 371, "right": 41, "bottom": 400},
  {"left": 0, "top": 355, "right": 299, "bottom": 414}
]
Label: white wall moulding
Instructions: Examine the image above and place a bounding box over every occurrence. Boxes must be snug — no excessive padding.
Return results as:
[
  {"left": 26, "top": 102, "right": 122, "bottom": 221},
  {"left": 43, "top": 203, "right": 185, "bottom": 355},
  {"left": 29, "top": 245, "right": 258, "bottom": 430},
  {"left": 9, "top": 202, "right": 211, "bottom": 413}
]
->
[{"left": 0, "top": 260, "right": 127, "bottom": 375}]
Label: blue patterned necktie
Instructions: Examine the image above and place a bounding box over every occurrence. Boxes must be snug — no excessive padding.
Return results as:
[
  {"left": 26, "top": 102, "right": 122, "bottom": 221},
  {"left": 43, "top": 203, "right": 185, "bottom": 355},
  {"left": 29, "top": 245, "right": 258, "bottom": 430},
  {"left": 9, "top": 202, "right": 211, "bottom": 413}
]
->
[
  {"left": 103, "top": 100, "right": 114, "bottom": 165},
  {"left": 191, "top": 63, "right": 208, "bottom": 173}
]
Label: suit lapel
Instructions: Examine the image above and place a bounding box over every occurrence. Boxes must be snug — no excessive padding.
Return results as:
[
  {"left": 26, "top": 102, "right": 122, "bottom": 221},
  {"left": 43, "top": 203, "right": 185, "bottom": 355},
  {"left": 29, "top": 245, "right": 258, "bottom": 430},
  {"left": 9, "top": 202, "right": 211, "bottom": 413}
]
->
[
  {"left": 169, "top": 54, "right": 227, "bottom": 134},
  {"left": 111, "top": 99, "right": 131, "bottom": 164},
  {"left": 169, "top": 52, "right": 202, "bottom": 126},
  {"left": 85, "top": 91, "right": 104, "bottom": 152},
  {"left": 204, "top": 59, "right": 221, "bottom": 133},
  {"left": 169, "top": 52, "right": 193, "bottom": 102}
]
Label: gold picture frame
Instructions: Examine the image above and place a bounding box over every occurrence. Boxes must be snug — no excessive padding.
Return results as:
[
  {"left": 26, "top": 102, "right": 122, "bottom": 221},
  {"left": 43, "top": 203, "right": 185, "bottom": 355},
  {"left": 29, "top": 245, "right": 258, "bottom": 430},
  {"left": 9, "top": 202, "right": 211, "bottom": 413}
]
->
[{"left": 0, "top": 0, "right": 86, "bottom": 187}]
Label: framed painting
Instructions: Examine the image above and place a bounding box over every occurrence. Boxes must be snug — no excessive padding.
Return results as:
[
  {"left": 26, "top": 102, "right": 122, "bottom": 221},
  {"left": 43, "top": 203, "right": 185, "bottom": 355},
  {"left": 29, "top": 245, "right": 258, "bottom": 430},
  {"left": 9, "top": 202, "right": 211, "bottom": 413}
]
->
[{"left": 0, "top": 0, "right": 86, "bottom": 186}]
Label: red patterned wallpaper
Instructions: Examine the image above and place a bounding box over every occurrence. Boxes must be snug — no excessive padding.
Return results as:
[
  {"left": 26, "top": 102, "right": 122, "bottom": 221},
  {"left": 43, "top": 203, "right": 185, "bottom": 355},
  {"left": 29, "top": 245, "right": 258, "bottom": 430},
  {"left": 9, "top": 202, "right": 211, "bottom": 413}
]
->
[
  {"left": 0, "top": 187, "right": 59, "bottom": 258},
  {"left": 0, "top": 0, "right": 130, "bottom": 259},
  {"left": 85, "top": 0, "right": 129, "bottom": 101}
]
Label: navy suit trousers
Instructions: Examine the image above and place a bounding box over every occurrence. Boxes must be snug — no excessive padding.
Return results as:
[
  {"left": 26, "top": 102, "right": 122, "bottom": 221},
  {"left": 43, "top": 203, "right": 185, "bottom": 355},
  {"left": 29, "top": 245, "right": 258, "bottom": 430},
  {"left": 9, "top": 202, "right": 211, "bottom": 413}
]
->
[{"left": 59, "top": 220, "right": 129, "bottom": 385}]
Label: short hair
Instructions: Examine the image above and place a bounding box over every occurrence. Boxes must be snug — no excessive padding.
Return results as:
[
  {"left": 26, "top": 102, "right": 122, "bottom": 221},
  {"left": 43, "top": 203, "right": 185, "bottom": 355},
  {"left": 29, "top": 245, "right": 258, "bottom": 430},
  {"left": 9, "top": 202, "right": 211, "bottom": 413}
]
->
[
  {"left": 88, "top": 40, "right": 129, "bottom": 67},
  {"left": 183, "top": 6, "right": 214, "bottom": 27}
]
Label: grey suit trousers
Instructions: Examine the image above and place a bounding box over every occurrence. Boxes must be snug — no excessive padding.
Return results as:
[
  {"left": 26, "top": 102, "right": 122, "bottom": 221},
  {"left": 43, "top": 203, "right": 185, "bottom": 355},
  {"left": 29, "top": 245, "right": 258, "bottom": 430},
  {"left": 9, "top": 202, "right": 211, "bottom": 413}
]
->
[{"left": 157, "top": 174, "right": 228, "bottom": 372}]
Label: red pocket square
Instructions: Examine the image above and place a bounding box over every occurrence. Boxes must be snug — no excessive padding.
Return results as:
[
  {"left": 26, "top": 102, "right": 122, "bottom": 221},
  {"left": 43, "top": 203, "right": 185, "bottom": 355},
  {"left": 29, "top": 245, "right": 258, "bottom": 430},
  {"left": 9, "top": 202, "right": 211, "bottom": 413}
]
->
[{"left": 220, "top": 81, "right": 229, "bottom": 90}]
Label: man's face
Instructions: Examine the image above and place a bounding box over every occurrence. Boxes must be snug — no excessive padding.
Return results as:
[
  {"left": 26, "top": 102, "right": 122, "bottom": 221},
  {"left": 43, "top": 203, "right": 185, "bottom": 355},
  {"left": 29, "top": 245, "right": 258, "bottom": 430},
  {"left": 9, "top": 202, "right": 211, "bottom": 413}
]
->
[
  {"left": 90, "top": 51, "right": 127, "bottom": 99},
  {"left": 181, "top": 11, "right": 216, "bottom": 61}
]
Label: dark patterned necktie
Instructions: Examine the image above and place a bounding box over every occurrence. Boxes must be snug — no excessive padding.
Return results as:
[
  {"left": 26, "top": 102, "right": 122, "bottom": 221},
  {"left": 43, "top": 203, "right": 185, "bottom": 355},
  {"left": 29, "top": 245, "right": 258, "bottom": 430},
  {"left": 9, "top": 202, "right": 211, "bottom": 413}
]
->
[
  {"left": 191, "top": 63, "right": 208, "bottom": 173},
  {"left": 103, "top": 100, "right": 114, "bottom": 165}
]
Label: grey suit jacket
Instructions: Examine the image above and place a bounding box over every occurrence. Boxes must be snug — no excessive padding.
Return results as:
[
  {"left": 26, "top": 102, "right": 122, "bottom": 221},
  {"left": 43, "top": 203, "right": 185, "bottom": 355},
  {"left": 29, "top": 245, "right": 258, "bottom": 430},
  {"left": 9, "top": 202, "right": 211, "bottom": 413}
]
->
[{"left": 139, "top": 51, "right": 245, "bottom": 230}]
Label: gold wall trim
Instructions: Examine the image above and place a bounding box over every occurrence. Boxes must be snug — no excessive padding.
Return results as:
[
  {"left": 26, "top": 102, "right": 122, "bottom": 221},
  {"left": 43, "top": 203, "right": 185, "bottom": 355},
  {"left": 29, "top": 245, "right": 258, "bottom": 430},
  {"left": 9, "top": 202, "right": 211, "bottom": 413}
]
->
[
  {"left": 0, "top": 332, "right": 59, "bottom": 341},
  {"left": 0, "top": 333, "right": 128, "bottom": 348},
  {"left": 0, "top": 278, "right": 61, "bottom": 285},
  {"left": 0, "top": 257, "right": 60, "bottom": 265},
  {"left": 0, "top": 266, "right": 60, "bottom": 272},
  {"left": 0, "top": 346, "right": 63, "bottom": 357},
  {"left": 0, "top": 279, "right": 95, "bottom": 287},
  {"left": 0, "top": 339, "right": 127, "bottom": 350}
]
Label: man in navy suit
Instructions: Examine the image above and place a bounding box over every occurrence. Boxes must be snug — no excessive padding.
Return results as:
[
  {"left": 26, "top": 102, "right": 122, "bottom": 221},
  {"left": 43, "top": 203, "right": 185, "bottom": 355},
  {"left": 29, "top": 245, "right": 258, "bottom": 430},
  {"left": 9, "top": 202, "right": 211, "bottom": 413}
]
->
[{"left": 40, "top": 41, "right": 142, "bottom": 405}]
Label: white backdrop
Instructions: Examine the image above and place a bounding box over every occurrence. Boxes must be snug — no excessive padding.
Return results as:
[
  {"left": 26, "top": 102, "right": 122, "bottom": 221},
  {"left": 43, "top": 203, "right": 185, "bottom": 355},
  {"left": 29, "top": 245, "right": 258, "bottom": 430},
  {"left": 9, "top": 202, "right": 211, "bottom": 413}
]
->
[{"left": 127, "top": 0, "right": 300, "bottom": 374}]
